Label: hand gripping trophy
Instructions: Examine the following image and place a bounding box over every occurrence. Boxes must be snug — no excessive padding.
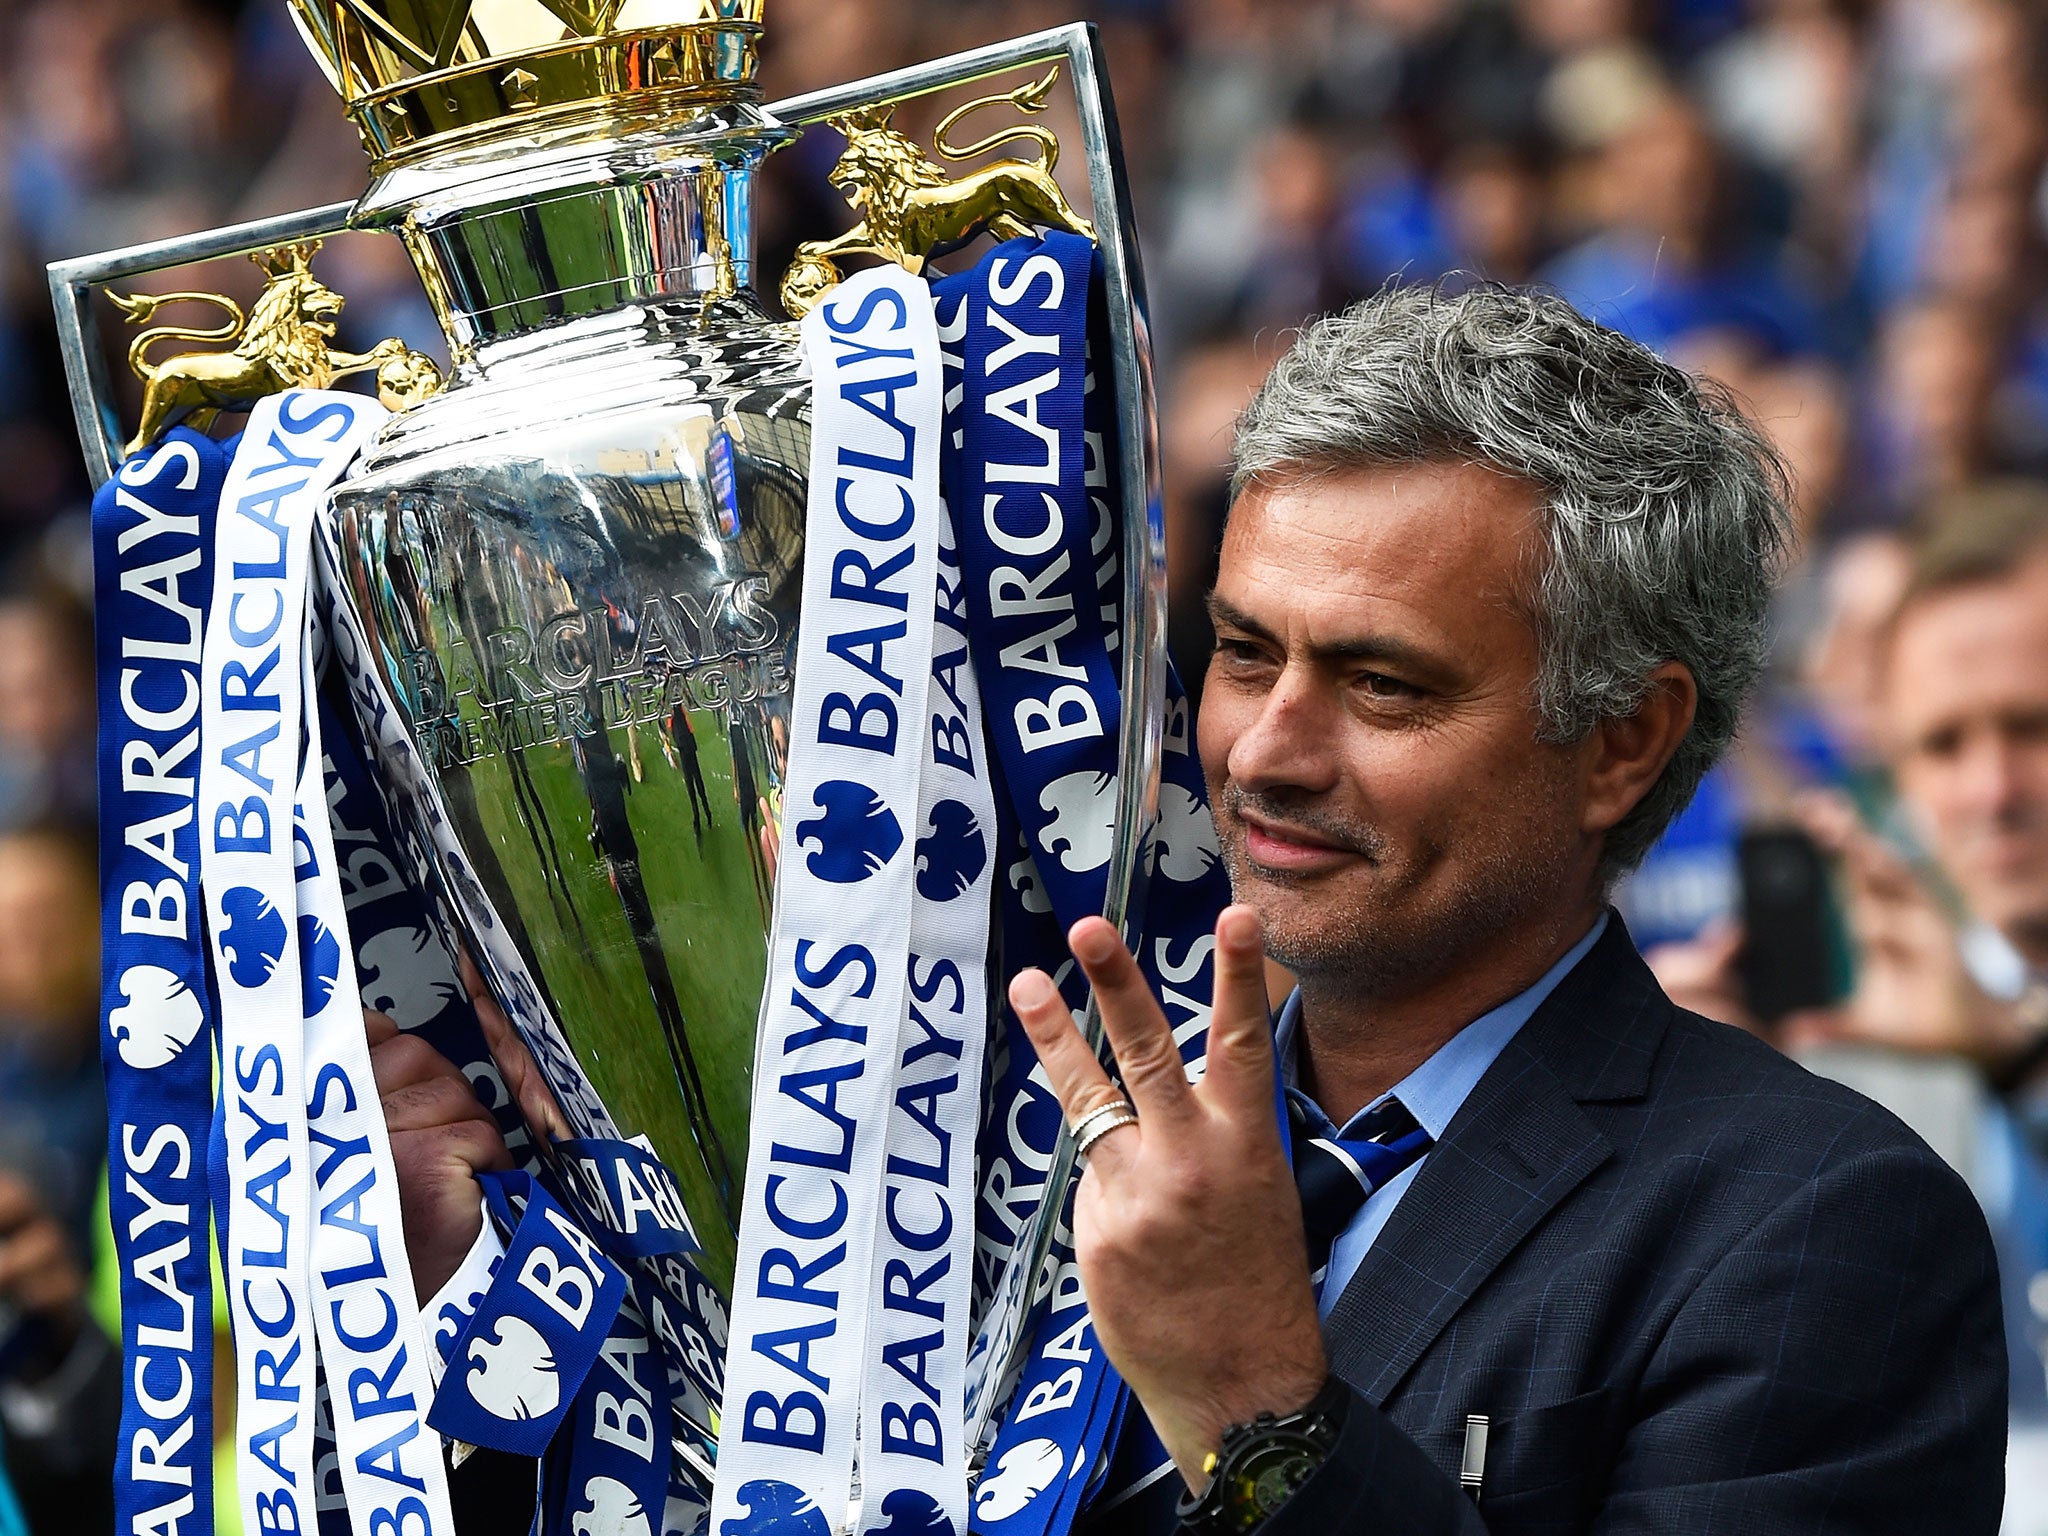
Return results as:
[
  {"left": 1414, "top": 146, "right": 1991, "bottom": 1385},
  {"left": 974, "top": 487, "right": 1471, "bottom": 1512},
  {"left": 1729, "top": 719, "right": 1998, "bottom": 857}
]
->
[{"left": 56, "top": 6, "right": 1225, "bottom": 1536}]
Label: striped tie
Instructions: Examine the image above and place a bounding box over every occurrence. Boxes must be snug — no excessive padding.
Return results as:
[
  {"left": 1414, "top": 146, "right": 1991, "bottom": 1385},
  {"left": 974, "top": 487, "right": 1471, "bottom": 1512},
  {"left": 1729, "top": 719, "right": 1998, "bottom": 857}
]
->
[{"left": 1290, "top": 1096, "right": 1433, "bottom": 1293}]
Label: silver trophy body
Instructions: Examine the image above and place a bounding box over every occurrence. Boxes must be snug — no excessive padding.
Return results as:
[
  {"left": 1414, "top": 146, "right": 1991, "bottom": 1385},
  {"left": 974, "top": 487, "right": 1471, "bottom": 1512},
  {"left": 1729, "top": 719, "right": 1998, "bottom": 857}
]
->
[
  {"left": 328, "top": 127, "right": 808, "bottom": 1297},
  {"left": 51, "top": 17, "right": 1165, "bottom": 1500}
]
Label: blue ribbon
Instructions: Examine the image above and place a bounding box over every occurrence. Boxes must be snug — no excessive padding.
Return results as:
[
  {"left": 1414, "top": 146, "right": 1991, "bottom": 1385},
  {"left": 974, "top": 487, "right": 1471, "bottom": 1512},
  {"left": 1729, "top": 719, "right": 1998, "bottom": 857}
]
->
[
  {"left": 312, "top": 688, "right": 536, "bottom": 1164},
  {"left": 934, "top": 233, "right": 1233, "bottom": 1535},
  {"left": 94, "top": 428, "right": 231, "bottom": 1536},
  {"left": 427, "top": 1172, "right": 627, "bottom": 1458},
  {"left": 537, "top": 1293, "right": 675, "bottom": 1536},
  {"left": 553, "top": 1137, "right": 701, "bottom": 1259}
]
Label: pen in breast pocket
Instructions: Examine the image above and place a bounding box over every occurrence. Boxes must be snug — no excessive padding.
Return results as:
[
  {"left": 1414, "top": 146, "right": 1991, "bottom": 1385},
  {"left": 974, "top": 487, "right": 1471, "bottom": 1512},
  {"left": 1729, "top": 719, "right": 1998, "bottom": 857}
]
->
[{"left": 1461, "top": 1414, "right": 1490, "bottom": 1502}]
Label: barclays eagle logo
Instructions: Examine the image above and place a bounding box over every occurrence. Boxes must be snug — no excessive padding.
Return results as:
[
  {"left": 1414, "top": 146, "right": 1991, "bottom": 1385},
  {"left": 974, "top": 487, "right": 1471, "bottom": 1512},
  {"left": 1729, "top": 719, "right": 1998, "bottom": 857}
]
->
[
  {"left": 795, "top": 780, "right": 903, "bottom": 884},
  {"left": 108, "top": 964, "right": 205, "bottom": 1070},
  {"left": 218, "top": 887, "right": 288, "bottom": 989},
  {"left": 721, "top": 1479, "right": 829, "bottom": 1536},
  {"left": 357, "top": 923, "right": 463, "bottom": 1029},
  {"left": 1148, "top": 782, "right": 1223, "bottom": 885},
  {"left": 915, "top": 799, "right": 986, "bottom": 903},
  {"left": 573, "top": 1475, "right": 650, "bottom": 1536},
  {"left": 873, "top": 1489, "right": 954, "bottom": 1535},
  {"left": 975, "top": 1438, "right": 1066, "bottom": 1522},
  {"left": 298, "top": 914, "right": 342, "bottom": 1017},
  {"left": 1037, "top": 770, "right": 1116, "bottom": 875},
  {"left": 465, "top": 1314, "right": 559, "bottom": 1421}
]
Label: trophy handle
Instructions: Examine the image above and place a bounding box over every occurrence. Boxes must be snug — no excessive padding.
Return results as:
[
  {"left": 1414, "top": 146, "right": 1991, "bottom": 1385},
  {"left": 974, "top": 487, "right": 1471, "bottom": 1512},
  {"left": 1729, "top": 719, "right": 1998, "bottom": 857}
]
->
[
  {"left": 48, "top": 200, "right": 356, "bottom": 491},
  {"left": 50, "top": 17, "right": 1167, "bottom": 1460}
]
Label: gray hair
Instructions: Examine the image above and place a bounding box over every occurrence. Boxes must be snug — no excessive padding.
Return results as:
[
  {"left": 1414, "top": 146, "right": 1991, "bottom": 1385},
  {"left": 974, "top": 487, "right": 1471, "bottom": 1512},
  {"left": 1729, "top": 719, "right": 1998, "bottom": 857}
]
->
[{"left": 1230, "top": 284, "right": 1792, "bottom": 876}]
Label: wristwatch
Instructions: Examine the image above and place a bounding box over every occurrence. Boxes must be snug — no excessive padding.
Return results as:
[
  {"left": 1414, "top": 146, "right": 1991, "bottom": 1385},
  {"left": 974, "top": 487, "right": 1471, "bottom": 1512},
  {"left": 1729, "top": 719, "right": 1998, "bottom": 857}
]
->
[{"left": 1177, "top": 1376, "right": 1349, "bottom": 1535}]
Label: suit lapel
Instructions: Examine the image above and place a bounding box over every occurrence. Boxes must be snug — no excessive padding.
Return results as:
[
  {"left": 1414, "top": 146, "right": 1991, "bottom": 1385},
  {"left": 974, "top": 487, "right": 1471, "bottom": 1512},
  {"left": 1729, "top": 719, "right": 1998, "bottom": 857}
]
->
[{"left": 1319, "top": 918, "right": 1667, "bottom": 1405}]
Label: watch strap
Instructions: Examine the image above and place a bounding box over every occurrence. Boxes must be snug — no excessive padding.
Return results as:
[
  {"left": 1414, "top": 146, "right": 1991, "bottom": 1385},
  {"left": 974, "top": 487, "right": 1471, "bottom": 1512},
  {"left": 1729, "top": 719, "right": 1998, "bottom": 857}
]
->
[{"left": 1176, "top": 1375, "right": 1350, "bottom": 1535}]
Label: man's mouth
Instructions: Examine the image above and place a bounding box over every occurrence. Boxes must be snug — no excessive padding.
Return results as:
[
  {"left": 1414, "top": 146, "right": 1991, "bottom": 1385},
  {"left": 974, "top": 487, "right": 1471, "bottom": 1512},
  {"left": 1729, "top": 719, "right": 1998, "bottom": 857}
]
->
[{"left": 1237, "top": 808, "right": 1357, "bottom": 874}]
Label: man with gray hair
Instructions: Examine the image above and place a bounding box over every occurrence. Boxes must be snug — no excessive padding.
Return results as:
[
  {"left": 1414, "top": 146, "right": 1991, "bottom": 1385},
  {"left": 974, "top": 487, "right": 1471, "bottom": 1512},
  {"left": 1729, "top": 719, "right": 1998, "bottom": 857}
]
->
[{"left": 1010, "top": 285, "right": 2007, "bottom": 1533}]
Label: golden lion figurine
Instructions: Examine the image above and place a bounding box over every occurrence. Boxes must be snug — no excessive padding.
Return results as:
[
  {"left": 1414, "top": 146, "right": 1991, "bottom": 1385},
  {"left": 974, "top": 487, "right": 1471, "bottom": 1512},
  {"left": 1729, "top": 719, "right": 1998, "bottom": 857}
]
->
[
  {"left": 111, "top": 241, "right": 442, "bottom": 456},
  {"left": 781, "top": 66, "right": 1096, "bottom": 318}
]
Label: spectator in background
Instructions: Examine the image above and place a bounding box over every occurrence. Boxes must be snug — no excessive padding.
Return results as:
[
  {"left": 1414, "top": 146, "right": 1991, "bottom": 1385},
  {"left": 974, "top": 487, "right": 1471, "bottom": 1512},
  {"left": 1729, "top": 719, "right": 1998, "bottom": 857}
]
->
[
  {"left": 1649, "top": 483, "right": 2048, "bottom": 1521},
  {"left": 0, "top": 822, "right": 116, "bottom": 1534},
  {"left": 1545, "top": 86, "right": 1823, "bottom": 355},
  {"left": 0, "top": 592, "right": 93, "bottom": 835},
  {"left": 1863, "top": 296, "right": 2006, "bottom": 519},
  {"left": 0, "top": 822, "right": 103, "bottom": 1268}
]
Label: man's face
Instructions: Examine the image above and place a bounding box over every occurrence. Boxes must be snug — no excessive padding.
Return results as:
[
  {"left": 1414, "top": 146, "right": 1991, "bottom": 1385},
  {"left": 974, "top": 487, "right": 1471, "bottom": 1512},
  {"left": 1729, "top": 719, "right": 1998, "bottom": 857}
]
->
[
  {"left": 1198, "top": 463, "right": 1594, "bottom": 998},
  {"left": 1887, "top": 554, "right": 2048, "bottom": 952}
]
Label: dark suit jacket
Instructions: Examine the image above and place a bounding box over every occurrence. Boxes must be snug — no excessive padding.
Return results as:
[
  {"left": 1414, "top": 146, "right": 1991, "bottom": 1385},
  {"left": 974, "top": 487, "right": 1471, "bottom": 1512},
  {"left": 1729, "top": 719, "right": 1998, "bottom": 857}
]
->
[{"left": 1265, "top": 916, "right": 2007, "bottom": 1535}]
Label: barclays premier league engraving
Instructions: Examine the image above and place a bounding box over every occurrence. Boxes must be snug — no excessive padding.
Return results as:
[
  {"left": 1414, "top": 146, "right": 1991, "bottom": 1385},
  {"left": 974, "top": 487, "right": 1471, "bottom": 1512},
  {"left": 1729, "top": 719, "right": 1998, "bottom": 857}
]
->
[{"left": 57, "top": 6, "right": 1208, "bottom": 1533}]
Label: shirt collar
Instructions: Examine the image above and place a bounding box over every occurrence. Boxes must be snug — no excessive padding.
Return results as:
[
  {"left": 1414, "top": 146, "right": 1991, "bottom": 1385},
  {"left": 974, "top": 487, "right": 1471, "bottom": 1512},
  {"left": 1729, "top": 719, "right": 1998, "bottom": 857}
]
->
[{"left": 1275, "top": 912, "right": 1609, "bottom": 1142}]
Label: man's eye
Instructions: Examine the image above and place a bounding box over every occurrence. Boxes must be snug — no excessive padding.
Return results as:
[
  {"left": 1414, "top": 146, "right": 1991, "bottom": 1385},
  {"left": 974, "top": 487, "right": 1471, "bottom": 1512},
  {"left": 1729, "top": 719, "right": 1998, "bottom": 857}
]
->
[
  {"left": 1919, "top": 728, "right": 1962, "bottom": 760},
  {"left": 1216, "top": 638, "right": 1265, "bottom": 663},
  {"left": 1359, "top": 672, "right": 1419, "bottom": 699}
]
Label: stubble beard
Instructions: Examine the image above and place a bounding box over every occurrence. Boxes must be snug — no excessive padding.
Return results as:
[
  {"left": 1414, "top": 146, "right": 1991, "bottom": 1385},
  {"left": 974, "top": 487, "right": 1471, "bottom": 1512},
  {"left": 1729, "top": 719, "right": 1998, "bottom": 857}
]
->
[{"left": 1216, "top": 781, "right": 1576, "bottom": 1007}]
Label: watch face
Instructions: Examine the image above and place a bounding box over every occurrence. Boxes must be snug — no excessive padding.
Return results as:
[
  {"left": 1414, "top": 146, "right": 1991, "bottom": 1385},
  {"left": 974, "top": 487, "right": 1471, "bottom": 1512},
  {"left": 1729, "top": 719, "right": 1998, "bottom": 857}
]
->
[
  {"left": 1228, "top": 1441, "right": 1323, "bottom": 1525},
  {"left": 1250, "top": 1453, "right": 1318, "bottom": 1510}
]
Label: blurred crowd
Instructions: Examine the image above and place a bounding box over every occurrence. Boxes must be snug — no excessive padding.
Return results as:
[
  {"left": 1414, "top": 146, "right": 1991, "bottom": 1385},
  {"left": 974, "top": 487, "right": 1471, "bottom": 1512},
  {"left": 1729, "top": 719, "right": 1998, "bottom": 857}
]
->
[{"left": 6, "top": 0, "right": 2048, "bottom": 1527}]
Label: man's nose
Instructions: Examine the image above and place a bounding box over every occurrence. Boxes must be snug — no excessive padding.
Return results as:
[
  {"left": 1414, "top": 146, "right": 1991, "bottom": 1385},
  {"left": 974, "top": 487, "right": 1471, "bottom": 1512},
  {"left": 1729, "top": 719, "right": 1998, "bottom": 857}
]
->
[{"left": 1225, "top": 666, "right": 1342, "bottom": 794}]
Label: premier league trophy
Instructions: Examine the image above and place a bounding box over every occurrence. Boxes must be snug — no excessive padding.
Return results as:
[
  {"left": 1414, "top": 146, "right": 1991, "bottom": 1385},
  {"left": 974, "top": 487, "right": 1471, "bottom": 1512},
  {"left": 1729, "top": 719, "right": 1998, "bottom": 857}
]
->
[{"left": 56, "top": 6, "right": 1191, "bottom": 1533}]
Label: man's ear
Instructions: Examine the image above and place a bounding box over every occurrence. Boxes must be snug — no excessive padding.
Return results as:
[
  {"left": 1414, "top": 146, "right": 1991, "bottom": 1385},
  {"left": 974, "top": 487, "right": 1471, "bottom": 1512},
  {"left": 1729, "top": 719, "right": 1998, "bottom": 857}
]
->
[{"left": 1581, "top": 661, "right": 1698, "bottom": 839}]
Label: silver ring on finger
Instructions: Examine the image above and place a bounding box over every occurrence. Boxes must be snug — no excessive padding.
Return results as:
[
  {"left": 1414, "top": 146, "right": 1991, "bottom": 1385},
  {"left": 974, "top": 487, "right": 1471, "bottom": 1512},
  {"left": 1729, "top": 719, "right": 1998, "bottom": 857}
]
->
[{"left": 1071, "top": 1100, "right": 1139, "bottom": 1164}]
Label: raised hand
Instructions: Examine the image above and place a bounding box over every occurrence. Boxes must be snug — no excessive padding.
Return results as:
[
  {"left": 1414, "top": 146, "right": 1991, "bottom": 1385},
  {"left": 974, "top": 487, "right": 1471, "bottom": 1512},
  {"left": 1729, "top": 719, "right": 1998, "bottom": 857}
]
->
[
  {"left": 1009, "top": 905, "right": 1327, "bottom": 1486},
  {"left": 1784, "top": 793, "right": 2026, "bottom": 1065}
]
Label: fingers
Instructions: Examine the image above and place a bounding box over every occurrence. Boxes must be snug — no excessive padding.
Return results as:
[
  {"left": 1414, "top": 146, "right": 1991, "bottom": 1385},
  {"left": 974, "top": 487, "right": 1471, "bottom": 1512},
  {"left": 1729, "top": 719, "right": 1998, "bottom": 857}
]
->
[
  {"left": 0, "top": 1172, "right": 36, "bottom": 1236},
  {"left": 390, "top": 1116, "right": 512, "bottom": 1300},
  {"left": 1794, "top": 790, "right": 1859, "bottom": 855},
  {"left": 1798, "top": 793, "right": 1922, "bottom": 907},
  {"left": 363, "top": 1009, "right": 399, "bottom": 1047},
  {"left": 1695, "top": 916, "right": 1744, "bottom": 966},
  {"left": 1010, "top": 967, "right": 1137, "bottom": 1176},
  {"left": 371, "top": 1030, "right": 462, "bottom": 1100},
  {"left": 459, "top": 951, "right": 568, "bottom": 1140},
  {"left": 1778, "top": 1007, "right": 1852, "bottom": 1052},
  {"left": 400, "top": 1118, "right": 515, "bottom": 1180},
  {"left": 1197, "top": 906, "right": 1280, "bottom": 1120},
  {"left": 369, "top": 1029, "right": 500, "bottom": 1143},
  {"left": 383, "top": 1071, "right": 500, "bottom": 1136},
  {"left": 1010, "top": 967, "right": 1120, "bottom": 1118},
  {"left": 1068, "top": 917, "right": 1193, "bottom": 1126}
]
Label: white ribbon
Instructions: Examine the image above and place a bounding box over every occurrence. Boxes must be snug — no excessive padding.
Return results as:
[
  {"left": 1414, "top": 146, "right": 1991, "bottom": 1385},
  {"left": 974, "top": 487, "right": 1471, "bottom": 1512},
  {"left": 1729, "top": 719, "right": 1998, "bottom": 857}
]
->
[
  {"left": 202, "top": 391, "right": 384, "bottom": 1536},
  {"left": 202, "top": 389, "right": 463, "bottom": 1536},
  {"left": 711, "top": 264, "right": 946, "bottom": 1533},
  {"left": 854, "top": 508, "right": 998, "bottom": 1535},
  {"left": 295, "top": 613, "right": 457, "bottom": 1536}
]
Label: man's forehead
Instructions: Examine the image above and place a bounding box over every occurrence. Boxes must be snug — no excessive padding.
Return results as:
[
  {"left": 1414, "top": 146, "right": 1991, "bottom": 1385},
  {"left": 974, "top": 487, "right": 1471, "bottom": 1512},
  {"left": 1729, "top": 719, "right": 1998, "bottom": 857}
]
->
[
  {"left": 1889, "top": 560, "right": 2048, "bottom": 722},
  {"left": 1894, "top": 555, "right": 2048, "bottom": 660},
  {"left": 1215, "top": 462, "right": 1545, "bottom": 619}
]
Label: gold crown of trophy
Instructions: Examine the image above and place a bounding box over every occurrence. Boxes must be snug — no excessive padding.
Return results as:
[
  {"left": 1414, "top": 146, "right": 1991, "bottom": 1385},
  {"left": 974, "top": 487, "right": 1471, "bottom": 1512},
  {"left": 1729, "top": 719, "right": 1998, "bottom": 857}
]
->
[{"left": 50, "top": 0, "right": 1165, "bottom": 1494}]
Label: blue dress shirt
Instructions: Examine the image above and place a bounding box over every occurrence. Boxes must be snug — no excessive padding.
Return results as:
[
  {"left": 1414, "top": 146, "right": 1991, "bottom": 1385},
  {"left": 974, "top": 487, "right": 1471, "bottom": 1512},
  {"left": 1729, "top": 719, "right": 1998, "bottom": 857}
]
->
[{"left": 1274, "top": 913, "right": 1609, "bottom": 1318}]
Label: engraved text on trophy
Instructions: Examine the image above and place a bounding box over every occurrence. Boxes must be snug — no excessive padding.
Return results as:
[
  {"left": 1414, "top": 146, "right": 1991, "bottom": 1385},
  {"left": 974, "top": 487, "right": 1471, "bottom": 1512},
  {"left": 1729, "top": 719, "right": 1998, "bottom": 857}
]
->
[{"left": 402, "top": 577, "right": 790, "bottom": 768}]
